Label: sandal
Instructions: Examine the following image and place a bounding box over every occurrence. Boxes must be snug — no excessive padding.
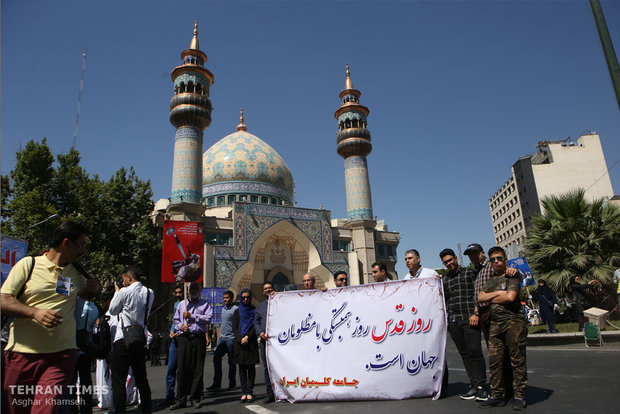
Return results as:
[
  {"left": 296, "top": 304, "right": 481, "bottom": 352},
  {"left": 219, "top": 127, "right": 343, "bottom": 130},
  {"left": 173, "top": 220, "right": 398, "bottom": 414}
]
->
[
  {"left": 240, "top": 395, "right": 247, "bottom": 403},
  {"left": 246, "top": 395, "right": 253, "bottom": 403}
]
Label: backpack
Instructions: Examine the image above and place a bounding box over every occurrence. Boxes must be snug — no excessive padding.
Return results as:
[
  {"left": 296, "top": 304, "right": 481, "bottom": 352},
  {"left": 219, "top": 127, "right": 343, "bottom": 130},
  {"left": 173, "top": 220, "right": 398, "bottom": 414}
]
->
[{"left": 90, "top": 314, "right": 112, "bottom": 360}]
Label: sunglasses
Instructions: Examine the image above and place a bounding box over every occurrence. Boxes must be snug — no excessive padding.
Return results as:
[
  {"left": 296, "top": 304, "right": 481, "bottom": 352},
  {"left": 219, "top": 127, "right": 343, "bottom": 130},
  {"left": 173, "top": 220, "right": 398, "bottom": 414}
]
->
[
  {"left": 489, "top": 257, "right": 506, "bottom": 263},
  {"left": 337, "top": 278, "right": 347, "bottom": 282},
  {"left": 241, "top": 296, "right": 251, "bottom": 300}
]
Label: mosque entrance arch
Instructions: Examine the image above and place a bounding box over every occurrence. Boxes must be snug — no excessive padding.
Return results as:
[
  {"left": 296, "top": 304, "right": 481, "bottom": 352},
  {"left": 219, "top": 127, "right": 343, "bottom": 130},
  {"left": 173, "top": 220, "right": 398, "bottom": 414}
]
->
[{"left": 230, "top": 219, "right": 333, "bottom": 299}]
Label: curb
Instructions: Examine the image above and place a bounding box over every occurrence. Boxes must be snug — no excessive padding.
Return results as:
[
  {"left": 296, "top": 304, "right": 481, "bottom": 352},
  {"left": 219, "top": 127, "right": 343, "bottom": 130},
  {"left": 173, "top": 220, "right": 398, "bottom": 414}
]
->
[{"left": 528, "top": 329, "right": 620, "bottom": 346}]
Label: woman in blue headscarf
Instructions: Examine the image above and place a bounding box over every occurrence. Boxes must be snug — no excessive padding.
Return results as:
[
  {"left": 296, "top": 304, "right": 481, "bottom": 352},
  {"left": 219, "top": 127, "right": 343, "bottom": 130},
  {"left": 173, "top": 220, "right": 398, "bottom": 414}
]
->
[{"left": 233, "top": 288, "right": 259, "bottom": 402}]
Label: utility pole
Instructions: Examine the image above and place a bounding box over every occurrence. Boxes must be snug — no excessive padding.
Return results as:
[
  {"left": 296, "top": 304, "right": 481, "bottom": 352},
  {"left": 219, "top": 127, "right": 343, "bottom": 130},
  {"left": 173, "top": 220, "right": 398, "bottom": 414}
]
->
[
  {"left": 590, "top": 0, "right": 620, "bottom": 110},
  {"left": 72, "top": 47, "right": 87, "bottom": 149}
]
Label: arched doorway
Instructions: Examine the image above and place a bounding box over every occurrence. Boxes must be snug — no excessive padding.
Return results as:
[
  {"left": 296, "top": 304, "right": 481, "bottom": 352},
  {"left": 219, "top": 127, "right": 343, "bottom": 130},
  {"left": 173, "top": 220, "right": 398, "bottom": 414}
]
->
[{"left": 271, "top": 272, "right": 296, "bottom": 292}]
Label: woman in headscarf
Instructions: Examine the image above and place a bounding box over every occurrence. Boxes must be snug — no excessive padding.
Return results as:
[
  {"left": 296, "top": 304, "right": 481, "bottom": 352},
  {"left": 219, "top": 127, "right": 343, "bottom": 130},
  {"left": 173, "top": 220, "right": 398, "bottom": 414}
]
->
[
  {"left": 534, "top": 279, "right": 558, "bottom": 333},
  {"left": 233, "top": 288, "right": 259, "bottom": 403}
]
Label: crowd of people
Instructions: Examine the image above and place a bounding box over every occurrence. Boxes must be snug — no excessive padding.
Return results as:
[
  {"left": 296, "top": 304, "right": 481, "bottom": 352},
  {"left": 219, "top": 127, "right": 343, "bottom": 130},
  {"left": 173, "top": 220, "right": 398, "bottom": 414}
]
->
[{"left": 0, "top": 221, "right": 610, "bottom": 413}]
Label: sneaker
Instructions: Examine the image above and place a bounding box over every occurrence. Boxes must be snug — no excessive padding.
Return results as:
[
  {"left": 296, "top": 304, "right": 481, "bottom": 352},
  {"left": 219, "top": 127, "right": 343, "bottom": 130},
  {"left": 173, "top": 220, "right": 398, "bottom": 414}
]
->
[
  {"left": 512, "top": 398, "right": 526, "bottom": 410},
  {"left": 475, "top": 387, "right": 489, "bottom": 401},
  {"left": 479, "top": 397, "right": 507, "bottom": 408},
  {"left": 460, "top": 387, "right": 477, "bottom": 400}
]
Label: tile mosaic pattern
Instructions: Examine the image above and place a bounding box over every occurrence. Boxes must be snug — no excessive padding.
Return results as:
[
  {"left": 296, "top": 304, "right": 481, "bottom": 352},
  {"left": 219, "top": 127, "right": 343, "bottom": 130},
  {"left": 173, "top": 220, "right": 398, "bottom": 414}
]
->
[
  {"left": 171, "top": 127, "right": 203, "bottom": 203},
  {"left": 203, "top": 131, "right": 294, "bottom": 202},
  {"left": 230, "top": 203, "right": 336, "bottom": 266},
  {"left": 344, "top": 156, "right": 373, "bottom": 220}
]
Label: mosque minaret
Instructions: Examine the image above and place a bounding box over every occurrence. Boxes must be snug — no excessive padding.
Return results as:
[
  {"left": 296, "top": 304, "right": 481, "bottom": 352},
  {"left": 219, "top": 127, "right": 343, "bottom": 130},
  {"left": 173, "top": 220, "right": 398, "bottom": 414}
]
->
[
  {"left": 334, "top": 64, "right": 374, "bottom": 221},
  {"left": 169, "top": 22, "right": 214, "bottom": 205}
]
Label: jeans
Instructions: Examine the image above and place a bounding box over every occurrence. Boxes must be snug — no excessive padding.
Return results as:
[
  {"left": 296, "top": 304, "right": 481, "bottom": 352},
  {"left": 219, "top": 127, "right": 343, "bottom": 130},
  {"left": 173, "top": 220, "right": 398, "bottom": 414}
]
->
[
  {"left": 212, "top": 337, "right": 236, "bottom": 388},
  {"left": 165, "top": 338, "right": 178, "bottom": 401},
  {"left": 448, "top": 318, "right": 486, "bottom": 388}
]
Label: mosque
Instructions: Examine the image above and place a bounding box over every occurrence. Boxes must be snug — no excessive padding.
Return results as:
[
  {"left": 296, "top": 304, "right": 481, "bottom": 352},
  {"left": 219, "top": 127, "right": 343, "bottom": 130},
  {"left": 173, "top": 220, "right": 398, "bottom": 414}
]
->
[{"left": 154, "top": 23, "right": 400, "bottom": 296}]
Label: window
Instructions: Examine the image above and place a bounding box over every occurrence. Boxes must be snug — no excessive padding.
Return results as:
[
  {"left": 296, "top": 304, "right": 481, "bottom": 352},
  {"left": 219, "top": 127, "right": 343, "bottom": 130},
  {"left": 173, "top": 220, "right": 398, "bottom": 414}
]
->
[
  {"left": 204, "top": 232, "right": 232, "bottom": 246},
  {"left": 333, "top": 240, "right": 350, "bottom": 252},
  {"left": 250, "top": 195, "right": 258, "bottom": 203},
  {"left": 207, "top": 197, "right": 214, "bottom": 206},
  {"left": 228, "top": 195, "right": 236, "bottom": 204},
  {"left": 376, "top": 244, "right": 396, "bottom": 261},
  {"left": 217, "top": 196, "right": 225, "bottom": 206},
  {"left": 261, "top": 196, "right": 269, "bottom": 204}
]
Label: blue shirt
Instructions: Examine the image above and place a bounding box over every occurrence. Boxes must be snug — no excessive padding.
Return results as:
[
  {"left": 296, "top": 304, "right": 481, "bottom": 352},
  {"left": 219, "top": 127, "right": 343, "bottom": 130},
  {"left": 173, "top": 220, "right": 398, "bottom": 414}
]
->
[
  {"left": 219, "top": 304, "right": 238, "bottom": 340},
  {"left": 78, "top": 300, "right": 99, "bottom": 355}
]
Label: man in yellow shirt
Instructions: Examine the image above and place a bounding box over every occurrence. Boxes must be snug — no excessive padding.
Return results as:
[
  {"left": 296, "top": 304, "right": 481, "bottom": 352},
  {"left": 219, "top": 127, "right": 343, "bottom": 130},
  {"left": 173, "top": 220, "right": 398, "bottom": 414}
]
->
[{"left": 1, "top": 221, "right": 100, "bottom": 414}]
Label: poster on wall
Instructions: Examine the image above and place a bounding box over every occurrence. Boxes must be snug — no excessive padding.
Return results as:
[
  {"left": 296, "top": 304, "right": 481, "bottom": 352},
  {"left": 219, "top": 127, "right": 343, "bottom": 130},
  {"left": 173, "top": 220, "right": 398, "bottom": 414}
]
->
[
  {"left": 1, "top": 236, "right": 29, "bottom": 286},
  {"left": 266, "top": 278, "right": 447, "bottom": 402},
  {"left": 201, "top": 287, "right": 227, "bottom": 325},
  {"left": 162, "top": 220, "right": 204, "bottom": 283}
]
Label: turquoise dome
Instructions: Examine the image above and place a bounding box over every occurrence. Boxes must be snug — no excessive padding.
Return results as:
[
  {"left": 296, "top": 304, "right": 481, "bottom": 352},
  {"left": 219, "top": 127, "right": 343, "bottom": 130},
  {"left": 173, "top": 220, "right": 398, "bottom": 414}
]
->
[{"left": 202, "top": 130, "right": 294, "bottom": 204}]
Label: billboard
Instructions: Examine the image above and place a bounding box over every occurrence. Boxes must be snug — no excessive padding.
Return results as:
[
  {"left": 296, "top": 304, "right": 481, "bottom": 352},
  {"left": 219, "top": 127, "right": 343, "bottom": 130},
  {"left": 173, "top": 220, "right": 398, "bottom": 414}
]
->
[{"left": 162, "top": 220, "right": 204, "bottom": 283}]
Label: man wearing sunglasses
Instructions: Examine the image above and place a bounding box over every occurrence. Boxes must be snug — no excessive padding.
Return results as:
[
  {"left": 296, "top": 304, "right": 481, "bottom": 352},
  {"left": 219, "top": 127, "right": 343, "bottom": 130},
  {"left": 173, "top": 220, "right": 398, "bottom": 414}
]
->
[
  {"left": 478, "top": 247, "right": 527, "bottom": 411},
  {"left": 333, "top": 271, "right": 348, "bottom": 287},
  {"left": 440, "top": 248, "right": 488, "bottom": 402}
]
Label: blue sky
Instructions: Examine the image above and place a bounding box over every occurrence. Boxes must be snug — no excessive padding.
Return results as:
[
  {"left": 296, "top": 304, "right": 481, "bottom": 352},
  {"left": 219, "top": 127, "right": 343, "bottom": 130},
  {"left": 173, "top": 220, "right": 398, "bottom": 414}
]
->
[{"left": 2, "top": 0, "right": 619, "bottom": 273}]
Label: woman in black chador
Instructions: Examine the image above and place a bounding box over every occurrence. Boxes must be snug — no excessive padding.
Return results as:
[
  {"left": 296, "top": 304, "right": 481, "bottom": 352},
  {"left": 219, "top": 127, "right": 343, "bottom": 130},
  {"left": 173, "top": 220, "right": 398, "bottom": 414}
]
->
[{"left": 534, "top": 279, "right": 558, "bottom": 333}]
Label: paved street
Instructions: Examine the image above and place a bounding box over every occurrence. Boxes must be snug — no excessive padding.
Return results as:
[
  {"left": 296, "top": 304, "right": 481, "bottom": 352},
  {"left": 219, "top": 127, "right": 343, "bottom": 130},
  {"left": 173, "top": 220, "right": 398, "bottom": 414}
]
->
[{"left": 95, "top": 339, "right": 620, "bottom": 414}]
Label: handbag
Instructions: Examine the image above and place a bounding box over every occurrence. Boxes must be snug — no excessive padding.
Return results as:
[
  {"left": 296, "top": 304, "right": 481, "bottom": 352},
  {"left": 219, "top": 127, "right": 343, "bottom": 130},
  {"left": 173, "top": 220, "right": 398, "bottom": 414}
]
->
[{"left": 121, "top": 288, "right": 150, "bottom": 350}]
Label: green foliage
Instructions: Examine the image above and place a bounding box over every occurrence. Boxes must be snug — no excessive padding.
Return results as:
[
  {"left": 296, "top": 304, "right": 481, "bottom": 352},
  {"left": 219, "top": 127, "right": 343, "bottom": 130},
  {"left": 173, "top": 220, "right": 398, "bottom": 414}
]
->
[
  {"left": 2, "top": 139, "right": 161, "bottom": 284},
  {"left": 524, "top": 189, "right": 620, "bottom": 296}
]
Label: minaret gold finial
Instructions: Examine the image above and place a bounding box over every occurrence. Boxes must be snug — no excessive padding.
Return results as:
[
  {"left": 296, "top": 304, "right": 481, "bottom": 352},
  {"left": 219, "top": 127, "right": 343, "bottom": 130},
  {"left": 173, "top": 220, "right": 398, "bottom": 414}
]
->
[
  {"left": 345, "top": 63, "right": 353, "bottom": 90},
  {"left": 190, "top": 21, "right": 199, "bottom": 50},
  {"left": 237, "top": 108, "right": 247, "bottom": 131}
]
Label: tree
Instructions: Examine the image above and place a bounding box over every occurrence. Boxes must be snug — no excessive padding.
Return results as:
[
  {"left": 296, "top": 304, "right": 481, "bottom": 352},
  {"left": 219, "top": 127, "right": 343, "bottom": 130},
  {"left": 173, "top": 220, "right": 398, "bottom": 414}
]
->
[
  {"left": 2, "top": 139, "right": 161, "bottom": 283},
  {"left": 523, "top": 189, "right": 620, "bottom": 296},
  {"left": 2, "top": 139, "right": 58, "bottom": 254}
]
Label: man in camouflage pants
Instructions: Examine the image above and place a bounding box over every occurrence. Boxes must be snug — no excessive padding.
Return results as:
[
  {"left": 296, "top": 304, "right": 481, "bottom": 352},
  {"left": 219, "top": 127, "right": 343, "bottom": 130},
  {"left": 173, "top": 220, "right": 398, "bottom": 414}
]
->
[{"left": 478, "top": 246, "right": 527, "bottom": 411}]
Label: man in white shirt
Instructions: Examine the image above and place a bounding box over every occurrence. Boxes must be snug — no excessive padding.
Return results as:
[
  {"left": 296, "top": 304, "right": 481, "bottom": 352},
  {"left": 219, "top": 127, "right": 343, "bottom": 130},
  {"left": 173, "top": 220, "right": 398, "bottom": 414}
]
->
[
  {"left": 108, "top": 265, "right": 154, "bottom": 413},
  {"left": 403, "top": 249, "right": 439, "bottom": 279}
]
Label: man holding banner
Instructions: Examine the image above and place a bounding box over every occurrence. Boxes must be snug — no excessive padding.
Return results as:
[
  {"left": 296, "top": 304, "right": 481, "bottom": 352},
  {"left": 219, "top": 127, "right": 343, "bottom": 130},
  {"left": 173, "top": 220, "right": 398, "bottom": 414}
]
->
[{"left": 255, "top": 281, "right": 275, "bottom": 403}]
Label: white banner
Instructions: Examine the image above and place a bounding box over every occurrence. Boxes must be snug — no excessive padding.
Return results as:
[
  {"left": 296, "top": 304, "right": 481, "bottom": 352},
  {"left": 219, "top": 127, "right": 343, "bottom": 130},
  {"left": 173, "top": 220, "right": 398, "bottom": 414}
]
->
[{"left": 266, "top": 278, "right": 446, "bottom": 402}]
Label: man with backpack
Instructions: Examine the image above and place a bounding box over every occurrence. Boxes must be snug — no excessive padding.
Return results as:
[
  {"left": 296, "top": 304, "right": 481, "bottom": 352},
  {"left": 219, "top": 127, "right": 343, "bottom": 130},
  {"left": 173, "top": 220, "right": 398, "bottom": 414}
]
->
[{"left": 1, "top": 221, "right": 100, "bottom": 414}]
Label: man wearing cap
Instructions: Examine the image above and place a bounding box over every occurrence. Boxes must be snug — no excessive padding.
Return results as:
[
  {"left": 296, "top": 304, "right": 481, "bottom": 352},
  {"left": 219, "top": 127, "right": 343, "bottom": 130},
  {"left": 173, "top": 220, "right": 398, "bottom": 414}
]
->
[
  {"left": 465, "top": 242, "right": 518, "bottom": 401},
  {"left": 403, "top": 249, "right": 439, "bottom": 279}
]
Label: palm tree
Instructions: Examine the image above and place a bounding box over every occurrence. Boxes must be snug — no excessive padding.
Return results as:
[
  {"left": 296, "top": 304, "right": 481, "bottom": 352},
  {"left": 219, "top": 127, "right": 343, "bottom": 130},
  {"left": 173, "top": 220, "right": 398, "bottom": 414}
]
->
[{"left": 524, "top": 189, "right": 620, "bottom": 296}]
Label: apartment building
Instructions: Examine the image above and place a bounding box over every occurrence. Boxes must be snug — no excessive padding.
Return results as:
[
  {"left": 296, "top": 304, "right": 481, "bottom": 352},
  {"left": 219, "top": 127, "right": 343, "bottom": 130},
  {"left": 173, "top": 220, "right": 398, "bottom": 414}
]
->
[{"left": 489, "top": 132, "right": 614, "bottom": 257}]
